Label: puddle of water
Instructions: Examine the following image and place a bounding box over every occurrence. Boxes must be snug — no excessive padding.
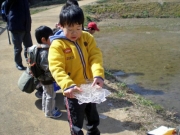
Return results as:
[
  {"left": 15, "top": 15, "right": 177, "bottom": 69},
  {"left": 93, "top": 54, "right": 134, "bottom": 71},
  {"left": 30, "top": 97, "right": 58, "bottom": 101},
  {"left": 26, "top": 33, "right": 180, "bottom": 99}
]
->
[{"left": 96, "top": 18, "right": 180, "bottom": 116}]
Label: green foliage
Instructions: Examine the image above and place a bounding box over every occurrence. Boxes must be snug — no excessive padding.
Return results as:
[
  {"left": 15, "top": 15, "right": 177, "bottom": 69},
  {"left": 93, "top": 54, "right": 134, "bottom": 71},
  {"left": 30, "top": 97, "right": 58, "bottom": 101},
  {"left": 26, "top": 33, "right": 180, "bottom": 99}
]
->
[
  {"left": 117, "top": 82, "right": 127, "bottom": 89},
  {"left": 30, "top": 8, "right": 48, "bottom": 15},
  {"left": 105, "top": 70, "right": 114, "bottom": 80},
  {"left": 116, "top": 90, "right": 126, "bottom": 98},
  {"left": 120, "top": 82, "right": 127, "bottom": 88},
  {"left": 117, "top": 0, "right": 124, "bottom": 2},
  {"left": 136, "top": 95, "right": 154, "bottom": 106},
  {"left": 84, "top": 15, "right": 92, "bottom": 27},
  {"left": 142, "top": 10, "right": 149, "bottom": 18},
  {"left": 29, "top": 0, "right": 67, "bottom": 15},
  {"left": 96, "top": 0, "right": 109, "bottom": 4},
  {"left": 83, "top": 1, "right": 180, "bottom": 19},
  {"left": 153, "top": 104, "right": 164, "bottom": 113},
  {"left": 135, "top": 94, "right": 164, "bottom": 112},
  {"left": 30, "top": 0, "right": 66, "bottom": 8}
]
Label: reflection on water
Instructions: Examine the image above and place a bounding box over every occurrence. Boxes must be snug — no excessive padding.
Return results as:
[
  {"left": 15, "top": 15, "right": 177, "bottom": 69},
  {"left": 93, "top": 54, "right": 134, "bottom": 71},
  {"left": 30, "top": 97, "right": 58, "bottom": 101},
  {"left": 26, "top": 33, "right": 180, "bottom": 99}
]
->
[{"left": 96, "top": 18, "right": 180, "bottom": 117}]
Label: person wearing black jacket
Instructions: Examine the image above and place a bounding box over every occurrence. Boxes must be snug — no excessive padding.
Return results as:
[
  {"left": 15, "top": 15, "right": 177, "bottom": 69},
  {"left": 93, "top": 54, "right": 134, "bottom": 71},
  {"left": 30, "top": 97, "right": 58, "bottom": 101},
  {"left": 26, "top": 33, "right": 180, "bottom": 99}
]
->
[{"left": 6, "top": 0, "right": 33, "bottom": 70}]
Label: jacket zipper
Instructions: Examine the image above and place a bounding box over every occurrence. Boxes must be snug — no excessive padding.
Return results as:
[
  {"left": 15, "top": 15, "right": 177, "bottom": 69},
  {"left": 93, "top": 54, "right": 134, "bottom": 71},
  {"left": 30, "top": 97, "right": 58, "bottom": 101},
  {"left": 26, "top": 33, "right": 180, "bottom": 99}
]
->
[{"left": 74, "top": 42, "right": 88, "bottom": 80}]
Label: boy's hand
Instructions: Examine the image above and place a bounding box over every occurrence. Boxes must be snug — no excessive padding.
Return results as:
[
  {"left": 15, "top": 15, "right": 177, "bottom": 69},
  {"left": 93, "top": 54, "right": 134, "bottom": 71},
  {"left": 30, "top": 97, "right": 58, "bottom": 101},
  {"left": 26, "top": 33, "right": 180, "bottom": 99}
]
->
[
  {"left": 64, "top": 86, "right": 82, "bottom": 98},
  {"left": 91, "top": 78, "right": 104, "bottom": 88}
]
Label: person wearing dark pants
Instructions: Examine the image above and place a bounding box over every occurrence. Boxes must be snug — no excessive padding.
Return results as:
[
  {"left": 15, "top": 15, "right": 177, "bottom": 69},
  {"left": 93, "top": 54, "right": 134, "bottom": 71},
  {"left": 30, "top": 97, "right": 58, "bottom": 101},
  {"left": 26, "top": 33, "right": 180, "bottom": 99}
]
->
[
  {"left": 48, "top": 4, "right": 104, "bottom": 135},
  {"left": 11, "top": 31, "right": 32, "bottom": 69},
  {"left": 65, "top": 98, "right": 100, "bottom": 135},
  {"left": 6, "top": 0, "right": 33, "bottom": 70}
]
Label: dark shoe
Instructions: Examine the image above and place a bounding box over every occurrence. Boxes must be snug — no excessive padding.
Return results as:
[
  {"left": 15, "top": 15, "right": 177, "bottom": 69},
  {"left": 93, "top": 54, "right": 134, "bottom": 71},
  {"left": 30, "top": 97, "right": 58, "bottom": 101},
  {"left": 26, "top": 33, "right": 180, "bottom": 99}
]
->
[
  {"left": 35, "top": 90, "right": 42, "bottom": 99},
  {"left": 16, "top": 65, "right": 26, "bottom": 70},
  {"left": 36, "top": 86, "right": 43, "bottom": 93},
  {"left": 35, "top": 86, "right": 43, "bottom": 99}
]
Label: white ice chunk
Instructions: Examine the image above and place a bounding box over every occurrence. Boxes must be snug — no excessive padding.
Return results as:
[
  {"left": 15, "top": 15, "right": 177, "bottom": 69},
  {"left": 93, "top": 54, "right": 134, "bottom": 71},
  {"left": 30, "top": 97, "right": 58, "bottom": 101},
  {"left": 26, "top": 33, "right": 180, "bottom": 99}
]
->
[{"left": 74, "top": 84, "right": 111, "bottom": 104}]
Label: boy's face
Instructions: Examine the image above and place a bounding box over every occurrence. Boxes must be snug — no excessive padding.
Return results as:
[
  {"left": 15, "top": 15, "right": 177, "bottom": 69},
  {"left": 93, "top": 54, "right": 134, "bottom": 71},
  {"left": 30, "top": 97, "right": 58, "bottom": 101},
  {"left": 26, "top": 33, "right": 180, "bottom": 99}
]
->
[
  {"left": 89, "top": 29, "right": 95, "bottom": 35},
  {"left": 41, "top": 36, "right": 51, "bottom": 46},
  {"left": 46, "top": 38, "right": 51, "bottom": 46},
  {"left": 60, "top": 24, "right": 82, "bottom": 42}
]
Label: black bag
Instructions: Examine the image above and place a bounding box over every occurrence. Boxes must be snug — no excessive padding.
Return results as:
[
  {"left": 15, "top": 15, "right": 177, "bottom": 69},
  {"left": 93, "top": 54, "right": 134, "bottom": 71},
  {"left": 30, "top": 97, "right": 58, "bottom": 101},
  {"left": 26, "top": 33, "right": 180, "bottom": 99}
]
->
[
  {"left": 1, "top": 1, "right": 8, "bottom": 22},
  {"left": 18, "top": 70, "right": 39, "bottom": 93},
  {"left": 1, "top": 1, "right": 14, "bottom": 22}
]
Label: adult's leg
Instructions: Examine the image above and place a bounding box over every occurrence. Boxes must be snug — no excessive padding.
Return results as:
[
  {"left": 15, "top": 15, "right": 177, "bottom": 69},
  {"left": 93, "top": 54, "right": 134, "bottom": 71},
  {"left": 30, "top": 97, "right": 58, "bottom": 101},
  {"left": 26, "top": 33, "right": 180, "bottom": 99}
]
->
[
  {"left": 11, "top": 31, "right": 24, "bottom": 66},
  {"left": 65, "top": 97, "right": 85, "bottom": 135},
  {"left": 85, "top": 103, "right": 100, "bottom": 135},
  {"left": 22, "top": 31, "right": 33, "bottom": 61}
]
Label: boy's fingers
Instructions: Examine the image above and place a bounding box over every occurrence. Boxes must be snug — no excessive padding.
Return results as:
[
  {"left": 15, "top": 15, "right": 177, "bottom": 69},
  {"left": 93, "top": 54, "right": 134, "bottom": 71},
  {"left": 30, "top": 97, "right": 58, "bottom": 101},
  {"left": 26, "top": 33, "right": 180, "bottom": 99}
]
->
[
  {"left": 91, "top": 81, "right": 101, "bottom": 87},
  {"left": 91, "top": 82, "right": 96, "bottom": 87},
  {"left": 73, "top": 86, "right": 82, "bottom": 92},
  {"left": 91, "top": 80, "right": 103, "bottom": 87},
  {"left": 64, "top": 91, "right": 75, "bottom": 98}
]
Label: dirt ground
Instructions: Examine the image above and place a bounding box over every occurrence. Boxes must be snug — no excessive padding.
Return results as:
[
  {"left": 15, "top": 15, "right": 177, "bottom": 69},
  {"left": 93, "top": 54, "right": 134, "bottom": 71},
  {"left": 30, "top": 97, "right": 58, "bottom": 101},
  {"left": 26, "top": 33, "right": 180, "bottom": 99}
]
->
[{"left": 0, "top": 0, "right": 180, "bottom": 135}]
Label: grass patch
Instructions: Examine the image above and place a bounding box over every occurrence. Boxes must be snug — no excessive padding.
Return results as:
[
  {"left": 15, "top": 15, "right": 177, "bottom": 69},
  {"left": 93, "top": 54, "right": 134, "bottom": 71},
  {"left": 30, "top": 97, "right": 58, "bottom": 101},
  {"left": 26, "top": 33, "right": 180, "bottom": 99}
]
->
[
  {"left": 135, "top": 94, "right": 164, "bottom": 112},
  {"left": 105, "top": 69, "right": 114, "bottom": 79},
  {"left": 30, "top": 0, "right": 66, "bottom": 8},
  {"left": 96, "top": 0, "right": 109, "bottom": 3},
  {"left": 29, "top": 0, "right": 67, "bottom": 15},
  {"left": 30, "top": 8, "right": 48, "bottom": 14},
  {"left": 82, "top": 1, "right": 180, "bottom": 22},
  {"left": 116, "top": 90, "right": 126, "bottom": 98}
]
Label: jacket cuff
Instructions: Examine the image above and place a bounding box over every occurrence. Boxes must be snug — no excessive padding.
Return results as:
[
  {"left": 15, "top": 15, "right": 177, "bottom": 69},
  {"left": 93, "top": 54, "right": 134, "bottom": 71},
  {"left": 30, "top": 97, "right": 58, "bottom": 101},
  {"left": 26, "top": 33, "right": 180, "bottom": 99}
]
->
[
  {"left": 94, "top": 76, "right": 104, "bottom": 81},
  {"left": 64, "top": 85, "right": 76, "bottom": 91}
]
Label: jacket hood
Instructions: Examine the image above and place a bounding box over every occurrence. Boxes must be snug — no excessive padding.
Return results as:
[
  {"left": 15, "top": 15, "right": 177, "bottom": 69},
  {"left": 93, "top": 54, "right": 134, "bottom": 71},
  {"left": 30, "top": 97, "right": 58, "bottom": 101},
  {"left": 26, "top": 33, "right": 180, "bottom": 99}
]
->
[{"left": 49, "top": 29, "right": 67, "bottom": 43}]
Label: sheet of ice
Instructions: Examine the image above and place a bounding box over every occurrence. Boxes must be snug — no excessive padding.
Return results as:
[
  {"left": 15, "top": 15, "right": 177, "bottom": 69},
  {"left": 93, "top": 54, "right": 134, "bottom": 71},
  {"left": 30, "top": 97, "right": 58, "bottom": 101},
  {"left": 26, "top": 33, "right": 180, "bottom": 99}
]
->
[{"left": 74, "top": 84, "right": 111, "bottom": 104}]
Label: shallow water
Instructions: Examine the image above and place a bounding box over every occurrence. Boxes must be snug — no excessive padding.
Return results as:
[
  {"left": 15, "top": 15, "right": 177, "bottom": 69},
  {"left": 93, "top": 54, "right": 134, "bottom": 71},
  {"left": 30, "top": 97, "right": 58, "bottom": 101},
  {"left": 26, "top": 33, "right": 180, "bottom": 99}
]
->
[{"left": 96, "top": 18, "right": 180, "bottom": 117}]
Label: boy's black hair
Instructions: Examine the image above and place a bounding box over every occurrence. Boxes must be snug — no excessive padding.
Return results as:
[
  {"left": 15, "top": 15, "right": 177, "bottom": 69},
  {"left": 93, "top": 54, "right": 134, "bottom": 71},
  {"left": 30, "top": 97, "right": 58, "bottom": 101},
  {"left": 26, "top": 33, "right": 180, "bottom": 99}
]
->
[
  {"left": 59, "top": 5, "right": 84, "bottom": 27},
  {"left": 66, "top": 0, "right": 79, "bottom": 7},
  {"left": 35, "top": 26, "right": 53, "bottom": 44},
  {"left": 52, "top": 28, "right": 60, "bottom": 35}
]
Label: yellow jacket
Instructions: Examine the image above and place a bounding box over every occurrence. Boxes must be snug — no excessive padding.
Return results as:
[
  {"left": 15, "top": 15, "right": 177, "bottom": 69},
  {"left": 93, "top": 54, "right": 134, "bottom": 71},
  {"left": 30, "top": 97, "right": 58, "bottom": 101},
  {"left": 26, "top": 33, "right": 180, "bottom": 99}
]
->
[{"left": 48, "top": 30, "right": 104, "bottom": 93}]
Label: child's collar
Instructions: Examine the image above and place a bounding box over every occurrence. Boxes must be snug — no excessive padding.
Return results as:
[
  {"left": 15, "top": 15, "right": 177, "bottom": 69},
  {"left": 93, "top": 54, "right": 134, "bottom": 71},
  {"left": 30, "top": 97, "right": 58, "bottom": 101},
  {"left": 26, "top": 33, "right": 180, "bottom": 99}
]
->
[{"left": 40, "top": 44, "right": 49, "bottom": 48}]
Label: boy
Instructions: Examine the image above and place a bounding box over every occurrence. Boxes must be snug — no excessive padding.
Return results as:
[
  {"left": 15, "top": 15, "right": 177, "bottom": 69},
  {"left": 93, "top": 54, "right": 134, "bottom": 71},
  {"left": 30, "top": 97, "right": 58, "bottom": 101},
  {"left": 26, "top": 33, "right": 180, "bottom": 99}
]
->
[
  {"left": 54, "top": 0, "right": 79, "bottom": 33},
  {"left": 33, "top": 26, "right": 62, "bottom": 118},
  {"left": 84, "top": 22, "right": 100, "bottom": 35},
  {"left": 48, "top": 5, "right": 104, "bottom": 135}
]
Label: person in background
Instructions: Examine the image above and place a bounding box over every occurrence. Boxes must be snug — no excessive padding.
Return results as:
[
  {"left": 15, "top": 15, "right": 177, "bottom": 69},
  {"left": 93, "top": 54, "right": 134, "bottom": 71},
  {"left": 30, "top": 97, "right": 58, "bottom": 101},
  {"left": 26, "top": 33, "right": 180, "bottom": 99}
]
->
[
  {"left": 6, "top": 0, "right": 33, "bottom": 70},
  {"left": 85, "top": 22, "right": 100, "bottom": 35},
  {"left": 48, "top": 5, "right": 104, "bottom": 135},
  {"left": 34, "top": 25, "right": 62, "bottom": 118},
  {"left": 66, "top": 0, "right": 79, "bottom": 6}
]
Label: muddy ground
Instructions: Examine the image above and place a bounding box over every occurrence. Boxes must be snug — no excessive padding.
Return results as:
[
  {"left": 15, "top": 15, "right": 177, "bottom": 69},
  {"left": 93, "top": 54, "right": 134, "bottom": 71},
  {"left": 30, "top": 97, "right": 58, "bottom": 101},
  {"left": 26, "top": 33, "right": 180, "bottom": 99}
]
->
[{"left": 94, "top": 17, "right": 180, "bottom": 133}]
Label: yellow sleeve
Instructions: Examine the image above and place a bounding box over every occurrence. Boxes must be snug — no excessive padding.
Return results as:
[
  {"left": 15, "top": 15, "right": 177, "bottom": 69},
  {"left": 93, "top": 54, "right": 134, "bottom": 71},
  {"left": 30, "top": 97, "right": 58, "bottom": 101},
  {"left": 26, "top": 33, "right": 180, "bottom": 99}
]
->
[
  {"left": 86, "top": 33, "right": 104, "bottom": 79},
  {"left": 48, "top": 40, "right": 75, "bottom": 92}
]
